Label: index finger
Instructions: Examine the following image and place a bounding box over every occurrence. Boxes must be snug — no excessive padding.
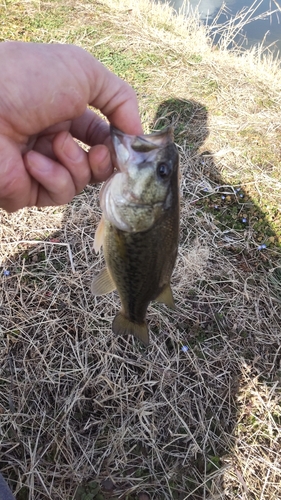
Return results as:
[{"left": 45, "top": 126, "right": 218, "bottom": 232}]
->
[
  {"left": 79, "top": 50, "right": 143, "bottom": 135},
  {"left": 0, "top": 43, "right": 143, "bottom": 138}
]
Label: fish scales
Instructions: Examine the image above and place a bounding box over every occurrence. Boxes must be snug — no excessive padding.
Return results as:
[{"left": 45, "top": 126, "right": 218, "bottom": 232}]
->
[
  {"left": 104, "top": 209, "right": 178, "bottom": 322},
  {"left": 92, "top": 126, "right": 179, "bottom": 345}
]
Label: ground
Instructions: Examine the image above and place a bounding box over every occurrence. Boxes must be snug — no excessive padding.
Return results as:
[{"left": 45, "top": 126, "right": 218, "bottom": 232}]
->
[{"left": 0, "top": 1, "right": 281, "bottom": 499}]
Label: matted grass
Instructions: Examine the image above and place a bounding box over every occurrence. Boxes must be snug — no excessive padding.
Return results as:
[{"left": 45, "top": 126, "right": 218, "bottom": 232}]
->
[{"left": 0, "top": 1, "right": 281, "bottom": 499}]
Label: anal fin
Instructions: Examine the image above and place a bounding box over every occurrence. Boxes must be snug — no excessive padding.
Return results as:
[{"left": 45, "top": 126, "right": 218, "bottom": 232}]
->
[
  {"left": 155, "top": 283, "right": 175, "bottom": 309},
  {"left": 112, "top": 312, "right": 149, "bottom": 346},
  {"left": 94, "top": 215, "right": 105, "bottom": 254},
  {"left": 91, "top": 267, "right": 116, "bottom": 296}
]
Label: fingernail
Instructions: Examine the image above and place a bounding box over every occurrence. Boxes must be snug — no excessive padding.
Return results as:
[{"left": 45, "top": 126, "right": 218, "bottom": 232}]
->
[
  {"left": 26, "top": 151, "right": 50, "bottom": 172},
  {"left": 62, "top": 134, "right": 82, "bottom": 161}
]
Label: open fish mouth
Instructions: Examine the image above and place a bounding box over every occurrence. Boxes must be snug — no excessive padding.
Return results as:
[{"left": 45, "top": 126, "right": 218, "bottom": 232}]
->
[
  {"left": 110, "top": 125, "right": 175, "bottom": 172},
  {"left": 111, "top": 125, "right": 174, "bottom": 148},
  {"left": 125, "top": 201, "right": 162, "bottom": 208}
]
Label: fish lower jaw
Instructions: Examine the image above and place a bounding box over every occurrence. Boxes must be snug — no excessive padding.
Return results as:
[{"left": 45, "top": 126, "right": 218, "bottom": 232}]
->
[
  {"left": 107, "top": 211, "right": 131, "bottom": 232},
  {"left": 107, "top": 201, "right": 165, "bottom": 233}
]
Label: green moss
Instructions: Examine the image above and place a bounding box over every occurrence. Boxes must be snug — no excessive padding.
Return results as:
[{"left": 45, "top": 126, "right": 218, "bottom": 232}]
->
[
  {"left": 74, "top": 481, "right": 101, "bottom": 500},
  {"left": 188, "top": 53, "right": 203, "bottom": 63},
  {"left": 194, "top": 183, "right": 281, "bottom": 251}
]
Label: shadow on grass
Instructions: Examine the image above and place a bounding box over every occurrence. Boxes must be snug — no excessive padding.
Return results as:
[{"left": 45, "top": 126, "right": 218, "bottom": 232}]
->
[
  {"left": 0, "top": 99, "right": 281, "bottom": 500},
  {"left": 150, "top": 98, "right": 281, "bottom": 497}
]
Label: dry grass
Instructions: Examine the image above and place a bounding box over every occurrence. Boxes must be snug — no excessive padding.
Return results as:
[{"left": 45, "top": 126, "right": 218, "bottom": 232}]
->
[{"left": 1, "top": 1, "right": 281, "bottom": 499}]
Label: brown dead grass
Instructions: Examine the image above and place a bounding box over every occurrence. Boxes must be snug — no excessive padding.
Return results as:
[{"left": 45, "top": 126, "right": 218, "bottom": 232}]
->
[{"left": 0, "top": 1, "right": 281, "bottom": 499}]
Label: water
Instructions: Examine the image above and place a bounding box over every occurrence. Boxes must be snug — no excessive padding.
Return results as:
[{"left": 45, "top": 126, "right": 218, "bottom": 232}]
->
[{"left": 163, "top": 0, "right": 281, "bottom": 53}]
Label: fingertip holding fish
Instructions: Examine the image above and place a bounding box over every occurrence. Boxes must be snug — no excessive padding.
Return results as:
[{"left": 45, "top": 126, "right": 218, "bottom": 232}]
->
[{"left": 92, "top": 125, "right": 180, "bottom": 345}]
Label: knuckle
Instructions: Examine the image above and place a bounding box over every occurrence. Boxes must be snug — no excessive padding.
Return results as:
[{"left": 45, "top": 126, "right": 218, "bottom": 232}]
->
[{"left": 86, "top": 119, "right": 109, "bottom": 146}]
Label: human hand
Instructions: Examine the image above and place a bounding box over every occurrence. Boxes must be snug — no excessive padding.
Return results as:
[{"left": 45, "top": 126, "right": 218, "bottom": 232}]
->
[{"left": 0, "top": 41, "right": 143, "bottom": 212}]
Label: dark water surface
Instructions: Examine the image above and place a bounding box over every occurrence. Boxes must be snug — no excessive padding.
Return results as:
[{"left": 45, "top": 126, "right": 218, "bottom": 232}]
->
[{"left": 163, "top": 0, "right": 281, "bottom": 53}]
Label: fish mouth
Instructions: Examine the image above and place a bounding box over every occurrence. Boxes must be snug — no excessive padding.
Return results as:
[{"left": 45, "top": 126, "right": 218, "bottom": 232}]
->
[
  {"left": 119, "top": 201, "right": 163, "bottom": 210},
  {"left": 113, "top": 192, "right": 163, "bottom": 211},
  {"left": 110, "top": 125, "right": 174, "bottom": 159}
]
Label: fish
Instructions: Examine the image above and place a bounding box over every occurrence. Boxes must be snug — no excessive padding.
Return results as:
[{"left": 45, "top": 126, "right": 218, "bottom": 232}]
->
[{"left": 91, "top": 125, "right": 180, "bottom": 346}]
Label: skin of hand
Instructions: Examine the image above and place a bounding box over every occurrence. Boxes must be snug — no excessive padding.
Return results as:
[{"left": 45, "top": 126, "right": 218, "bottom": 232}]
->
[{"left": 0, "top": 41, "right": 143, "bottom": 212}]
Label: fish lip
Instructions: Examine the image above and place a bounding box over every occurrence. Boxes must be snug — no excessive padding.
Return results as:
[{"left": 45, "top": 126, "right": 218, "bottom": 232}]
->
[
  {"left": 117, "top": 201, "right": 163, "bottom": 209},
  {"left": 113, "top": 191, "right": 163, "bottom": 210}
]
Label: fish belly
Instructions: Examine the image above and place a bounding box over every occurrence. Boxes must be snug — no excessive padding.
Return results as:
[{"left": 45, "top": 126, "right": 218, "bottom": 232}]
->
[{"left": 104, "top": 210, "right": 178, "bottom": 326}]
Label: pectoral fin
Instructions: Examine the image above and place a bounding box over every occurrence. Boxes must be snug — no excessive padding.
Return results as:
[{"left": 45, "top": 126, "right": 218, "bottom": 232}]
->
[
  {"left": 91, "top": 267, "right": 116, "bottom": 296},
  {"left": 155, "top": 284, "right": 175, "bottom": 309},
  {"left": 94, "top": 215, "right": 105, "bottom": 254},
  {"left": 112, "top": 312, "right": 149, "bottom": 346}
]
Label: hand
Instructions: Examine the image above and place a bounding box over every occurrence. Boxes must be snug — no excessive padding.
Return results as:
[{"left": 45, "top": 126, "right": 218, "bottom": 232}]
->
[{"left": 0, "top": 41, "right": 143, "bottom": 212}]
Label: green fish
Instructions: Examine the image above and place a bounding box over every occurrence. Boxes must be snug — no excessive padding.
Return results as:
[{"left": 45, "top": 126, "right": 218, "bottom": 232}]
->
[{"left": 91, "top": 125, "right": 180, "bottom": 345}]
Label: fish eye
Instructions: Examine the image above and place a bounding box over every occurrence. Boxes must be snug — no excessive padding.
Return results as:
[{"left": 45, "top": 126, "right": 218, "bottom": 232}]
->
[{"left": 157, "top": 162, "right": 172, "bottom": 179}]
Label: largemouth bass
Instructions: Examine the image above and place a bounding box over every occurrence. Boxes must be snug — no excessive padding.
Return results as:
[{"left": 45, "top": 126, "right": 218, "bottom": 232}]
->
[{"left": 91, "top": 125, "right": 179, "bottom": 346}]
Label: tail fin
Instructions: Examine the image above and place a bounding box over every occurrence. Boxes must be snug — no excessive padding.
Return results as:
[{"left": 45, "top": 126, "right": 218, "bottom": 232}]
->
[{"left": 112, "top": 312, "right": 149, "bottom": 346}]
